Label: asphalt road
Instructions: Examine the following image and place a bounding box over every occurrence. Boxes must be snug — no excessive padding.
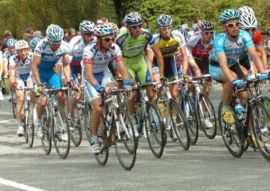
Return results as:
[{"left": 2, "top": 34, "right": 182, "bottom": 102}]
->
[{"left": 0, "top": 84, "right": 270, "bottom": 191}]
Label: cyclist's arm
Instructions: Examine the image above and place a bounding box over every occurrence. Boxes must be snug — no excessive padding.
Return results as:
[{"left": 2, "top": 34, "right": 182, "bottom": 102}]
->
[
  {"left": 115, "top": 56, "right": 129, "bottom": 80},
  {"left": 62, "top": 53, "right": 71, "bottom": 82},
  {"left": 32, "top": 54, "right": 42, "bottom": 85},
  {"left": 180, "top": 46, "right": 188, "bottom": 75},
  {"left": 151, "top": 44, "right": 164, "bottom": 77},
  {"left": 248, "top": 46, "right": 265, "bottom": 73},
  {"left": 217, "top": 53, "right": 235, "bottom": 82},
  {"left": 256, "top": 45, "right": 268, "bottom": 70}
]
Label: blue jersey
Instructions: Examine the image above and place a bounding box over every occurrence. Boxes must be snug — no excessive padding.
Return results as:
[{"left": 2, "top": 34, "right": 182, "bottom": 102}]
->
[
  {"left": 34, "top": 38, "right": 71, "bottom": 71},
  {"left": 210, "top": 30, "right": 254, "bottom": 67}
]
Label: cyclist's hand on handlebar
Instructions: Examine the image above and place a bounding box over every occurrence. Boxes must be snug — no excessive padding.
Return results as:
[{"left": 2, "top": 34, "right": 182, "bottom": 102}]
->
[{"left": 232, "top": 79, "right": 245, "bottom": 87}]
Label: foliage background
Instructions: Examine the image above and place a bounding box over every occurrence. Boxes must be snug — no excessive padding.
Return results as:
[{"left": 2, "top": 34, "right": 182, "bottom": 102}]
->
[{"left": 0, "top": 0, "right": 269, "bottom": 38}]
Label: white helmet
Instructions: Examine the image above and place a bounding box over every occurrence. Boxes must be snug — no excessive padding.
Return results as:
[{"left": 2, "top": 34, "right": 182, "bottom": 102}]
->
[
  {"left": 239, "top": 13, "right": 257, "bottom": 29},
  {"left": 15, "top": 40, "right": 29, "bottom": 50},
  {"left": 239, "top": 6, "right": 255, "bottom": 16}
]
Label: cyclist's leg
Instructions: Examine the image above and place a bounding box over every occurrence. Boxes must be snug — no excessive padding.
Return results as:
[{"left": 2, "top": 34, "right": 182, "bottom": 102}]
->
[
  {"left": 195, "top": 58, "right": 211, "bottom": 96},
  {"left": 137, "top": 62, "right": 153, "bottom": 101},
  {"left": 125, "top": 62, "right": 137, "bottom": 115},
  {"left": 16, "top": 79, "right": 25, "bottom": 135},
  {"left": 164, "top": 57, "right": 178, "bottom": 99},
  {"left": 69, "top": 65, "right": 82, "bottom": 115}
]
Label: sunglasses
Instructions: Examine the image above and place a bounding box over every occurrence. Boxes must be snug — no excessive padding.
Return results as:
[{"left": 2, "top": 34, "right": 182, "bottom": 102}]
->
[
  {"left": 102, "top": 37, "right": 115, "bottom": 42},
  {"left": 131, "top": 24, "right": 142, "bottom": 29},
  {"left": 244, "top": 28, "right": 256, "bottom": 32},
  {"left": 203, "top": 31, "right": 214, "bottom": 35},
  {"left": 48, "top": 40, "right": 61, "bottom": 45},
  {"left": 160, "top": 26, "right": 172, "bottom": 31},
  {"left": 84, "top": 33, "right": 94, "bottom": 36},
  {"left": 226, "top": 22, "right": 240, "bottom": 28}
]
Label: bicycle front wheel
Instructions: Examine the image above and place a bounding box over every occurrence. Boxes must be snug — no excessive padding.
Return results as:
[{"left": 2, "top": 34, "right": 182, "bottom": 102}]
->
[
  {"left": 170, "top": 99, "right": 190, "bottom": 150},
  {"left": 179, "top": 95, "right": 198, "bottom": 145},
  {"left": 40, "top": 107, "right": 52, "bottom": 155},
  {"left": 218, "top": 102, "right": 244, "bottom": 158},
  {"left": 114, "top": 111, "right": 137, "bottom": 170},
  {"left": 196, "top": 93, "right": 217, "bottom": 139},
  {"left": 144, "top": 103, "right": 165, "bottom": 158},
  {"left": 52, "top": 107, "right": 70, "bottom": 159},
  {"left": 250, "top": 101, "right": 270, "bottom": 161},
  {"left": 25, "top": 102, "right": 34, "bottom": 148}
]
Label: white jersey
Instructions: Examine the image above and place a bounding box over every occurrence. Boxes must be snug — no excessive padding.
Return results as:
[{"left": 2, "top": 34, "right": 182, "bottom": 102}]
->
[
  {"left": 9, "top": 52, "right": 33, "bottom": 80},
  {"left": 69, "top": 35, "right": 86, "bottom": 66},
  {"left": 34, "top": 38, "right": 71, "bottom": 71},
  {"left": 82, "top": 42, "right": 122, "bottom": 74}
]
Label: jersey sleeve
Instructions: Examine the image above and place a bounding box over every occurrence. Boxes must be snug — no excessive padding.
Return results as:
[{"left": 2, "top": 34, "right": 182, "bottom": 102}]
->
[
  {"left": 213, "top": 34, "right": 225, "bottom": 54},
  {"left": 187, "top": 34, "right": 200, "bottom": 49},
  {"left": 173, "top": 30, "right": 187, "bottom": 48},
  {"left": 82, "top": 45, "right": 94, "bottom": 65},
  {"left": 253, "top": 30, "right": 263, "bottom": 46},
  {"left": 112, "top": 44, "right": 123, "bottom": 63},
  {"left": 242, "top": 30, "right": 254, "bottom": 49},
  {"left": 142, "top": 29, "right": 155, "bottom": 47},
  {"left": 34, "top": 40, "right": 46, "bottom": 57},
  {"left": 9, "top": 55, "right": 16, "bottom": 70}
]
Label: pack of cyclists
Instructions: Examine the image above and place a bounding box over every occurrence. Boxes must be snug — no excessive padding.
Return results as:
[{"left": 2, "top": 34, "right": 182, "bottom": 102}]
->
[{"left": 2, "top": 5, "right": 270, "bottom": 168}]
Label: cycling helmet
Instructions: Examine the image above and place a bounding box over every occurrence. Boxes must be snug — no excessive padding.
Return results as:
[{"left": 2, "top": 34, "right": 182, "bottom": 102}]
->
[
  {"left": 46, "top": 24, "right": 64, "bottom": 43},
  {"left": 94, "top": 24, "right": 114, "bottom": 37},
  {"left": 79, "top": 20, "right": 95, "bottom": 34},
  {"left": 15, "top": 40, "right": 29, "bottom": 50},
  {"left": 239, "top": 6, "right": 255, "bottom": 16},
  {"left": 201, "top": 21, "right": 214, "bottom": 31},
  {"left": 219, "top": 9, "right": 241, "bottom": 24},
  {"left": 29, "top": 37, "right": 41, "bottom": 49},
  {"left": 192, "top": 23, "right": 200, "bottom": 32},
  {"left": 239, "top": 13, "right": 257, "bottom": 29},
  {"left": 109, "top": 22, "right": 119, "bottom": 36},
  {"left": 156, "top": 14, "right": 173, "bottom": 27},
  {"left": 33, "top": 31, "right": 43, "bottom": 39},
  {"left": 124, "top": 12, "right": 143, "bottom": 26},
  {"left": 180, "top": 23, "right": 189, "bottom": 32},
  {"left": 6, "top": 38, "right": 17, "bottom": 48}
]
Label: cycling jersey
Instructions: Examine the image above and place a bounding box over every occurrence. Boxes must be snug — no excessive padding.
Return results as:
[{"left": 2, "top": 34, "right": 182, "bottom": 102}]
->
[
  {"left": 9, "top": 52, "right": 33, "bottom": 80},
  {"left": 34, "top": 38, "right": 71, "bottom": 71},
  {"left": 253, "top": 30, "right": 262, "bottom": 46},
  {"left": 34, "top": 38, "right": 70, "bottom": 88},
  {"left": 153, "top": 30, "right": 186, "bottom": 58},
  {"left": 116, "top": 28, "right": 154, "bottom": 83},
  {"left": 82, "top": 41, "right": 122, "bottom": 82},
  {"left": 210, "top": 30, "right": 254, "bottom": 67},
  {"left": 3, "top": 50, "right": 16, "bottom": 68},
  {"left": 188, "top": 34, "right": 213, "bottom": 60}
]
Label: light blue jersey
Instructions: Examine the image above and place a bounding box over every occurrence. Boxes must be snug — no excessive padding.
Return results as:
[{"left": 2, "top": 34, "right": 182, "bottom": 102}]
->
[{"left": 210, "top": 30, "right": 254, "bottom": 67}]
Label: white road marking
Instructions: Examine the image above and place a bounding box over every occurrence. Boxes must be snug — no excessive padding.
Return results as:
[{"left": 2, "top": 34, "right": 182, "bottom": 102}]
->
[{"left": 0, "top": 177, "right": 45, "bottom": 191}]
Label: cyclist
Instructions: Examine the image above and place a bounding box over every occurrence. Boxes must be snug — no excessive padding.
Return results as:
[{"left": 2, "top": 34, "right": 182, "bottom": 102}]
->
[
  {"left": 0, "top": 47, "right": 4, "bottom": 100},
  {"left": 209, "top": 9, "right": 267, "bottom": 124},
  {"left": 116, "top": 11, "right": 164, "bottom": 116},
  {"left": 147, "top": 14, "right": 188, "bottom": 99},
  {"left": 238, "top": 6, "right": 268, "bottom": 72},
  {"left": 82, "top": 24, "right": 131, "bottom": 153},
  {"left": 32, "top": 24, "right": 71, "bottom": 138},
  {"left": 3, "top": 38, "right": 17, "bottom": 80},
  {"left": 188, "top": 20, "right": 215, "bottom": 95},
  {"left": 68, "top": 20, "right": 96, "bottom": 119},
  {"left": 9, "top": 40, "right": 35, "bottom": 136}
]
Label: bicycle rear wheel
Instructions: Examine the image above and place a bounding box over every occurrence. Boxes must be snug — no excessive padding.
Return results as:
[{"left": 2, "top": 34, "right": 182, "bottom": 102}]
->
[
  {"left": 170, "top": 99, "right": 190, "bottom": 150},
  {"left": 25, "top": 102, "right": 34, "bottom": 148},
  {"left": 41, "top": 107, "right": 52, "bottom": 155},
  {"left": 70, "top": 107, "right": 83, "bottom": 147},
  {"left": 52, "top": 107, "right": 70, "bottom": 159},
  {"left": 196, "top": 93, "right": 217, "bottom": 139},
  {"left": 179, "top": 95, "right": 198, "bottom": 145},
  {"left": 144, "top": 103, "right": 164, "bottom": 158},
  {"left": 250, "top": 101, "right": 270, "bottom": 161},
  {"left": 114, "top": 112, "right": 137, "bottom": 170},
  {"left": 218, "top": 102, "right": 244, "bottom": 158}
]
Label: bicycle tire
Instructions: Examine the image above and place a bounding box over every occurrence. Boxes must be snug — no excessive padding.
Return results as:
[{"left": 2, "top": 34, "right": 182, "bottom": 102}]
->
[
  {"left": 179, "top": 95, "right": 198, "bottom": 145},
  {"left": 144, "top": 102, "right": 165, "bottom": 158},
  {"left": 11, "top": 90, "right": 17, "bottom": 119},
  {"left": 26, "top": 102, "right": 34, "bottom": 148},
  {"left": 70, "top": 108, "right": 83, "bottom": 147},
  {"left": 52, "top": 107, "right": 70, "bottom": 159},
  {"left": 170, "top": 99, "right": 190, "bottom": 150},
  {"left": 196, "top": 93, "right": 217, "bottom": 139},
  {"left": 94, "top": 115, "right": 109, "bottom": 166},
  {"left": 41, "top": 107, "right": 52, "bottom": 155},
  {"left": 250, "top": 101, "right": 270, "bottom": 161},
  {"left": 218, "top": 102, "right": 244, "bottom": 158},
  {"left": 114, "top": 111, "right": 137, "bottom": 170}
]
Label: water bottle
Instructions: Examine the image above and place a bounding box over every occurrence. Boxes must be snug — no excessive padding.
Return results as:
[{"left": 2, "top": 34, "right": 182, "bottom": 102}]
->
[{"left": 234, "top": 103, "right": 245, "bottom": 120}]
